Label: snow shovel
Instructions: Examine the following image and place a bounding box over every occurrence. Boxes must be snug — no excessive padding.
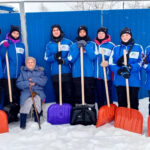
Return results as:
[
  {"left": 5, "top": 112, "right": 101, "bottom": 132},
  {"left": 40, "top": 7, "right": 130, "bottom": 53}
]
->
[
  {"left": 3, "top": 52, "right": 19, "bottom": 123},
  {"left": 0, "top": 110, "right": 9, "bottom": 134},
  {"left": 47, "top": 42, "right": 72, "bottom": 125},
  {"left": 29, "top": 86, "right": 41, "bottom": 129},
  {"left": 148, "top": 116, "right": 150, "bottom": 137},
  {"left": 96, "top": 49, "right": 117, "bottom": 127},
  {"left": 70, "top": 46, "right": 97, "bottom": 126},
  {"left": 114, "top": 50, "right": 143, "bottom": 134}
]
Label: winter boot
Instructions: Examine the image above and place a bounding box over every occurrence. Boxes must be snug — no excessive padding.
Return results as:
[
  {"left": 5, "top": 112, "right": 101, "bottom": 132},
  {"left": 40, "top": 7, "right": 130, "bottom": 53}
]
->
[
  {"left": 20, "top": 113, "right": 27, "bottom": 129},
  {"left": 33, "top": 110, "right": 40, "bottom": 122}
]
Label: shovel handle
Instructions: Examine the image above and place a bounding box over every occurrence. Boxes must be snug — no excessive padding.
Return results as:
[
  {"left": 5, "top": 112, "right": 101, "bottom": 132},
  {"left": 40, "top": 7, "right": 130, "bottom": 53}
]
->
[
  {"left": 101, "top": 49, "right": 110, "bottom": 107},
  {"left": 58, "top": 42, "right": 62, "bottom": 106},
  {"left": 80, "top": 47, "right": 85, "bottom": 105},
  {"left": 29, "top": 86, "right": 41, "bottom": 129},
  {"left": 5, "top": 52, "right": 13, "bottom": 103},
  {"left": 123, "top": 50, "right": 130, "bottom": 108}
]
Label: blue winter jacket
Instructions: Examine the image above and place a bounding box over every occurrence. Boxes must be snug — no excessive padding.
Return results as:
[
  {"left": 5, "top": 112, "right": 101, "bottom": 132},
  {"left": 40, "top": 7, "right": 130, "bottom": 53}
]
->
[
  {"left": 94, "top": 35, "right": 115, "bottom": 80},
  {"left": 0, "top": 34, "right": 25, "bottom": 79},
  {"left": 44, "top": 38, "right": 73, "bottom": 75},
  {"left": 109, "top": 43, "right": 143, "bottom": 87},
  {"left": 68, "top": 41, "right": 96, "bottom": 78},
  {"left": 143, "top": 46, "right": 150, "bottom": 90},
  {"left": 16, "top": 66, "right": 48, "bottom": 106}
]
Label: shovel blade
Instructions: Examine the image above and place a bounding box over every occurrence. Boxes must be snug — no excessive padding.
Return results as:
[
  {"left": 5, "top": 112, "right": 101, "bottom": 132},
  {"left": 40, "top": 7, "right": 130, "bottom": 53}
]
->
[
  {"left": 114, "top": 107, "right": 143, "bottom": 134},
  {"left": 96, "top": 104, "right": 117, "bottom": 127},
  {"left": 0, "top": 110, "right": 9, "bottom": 134}
]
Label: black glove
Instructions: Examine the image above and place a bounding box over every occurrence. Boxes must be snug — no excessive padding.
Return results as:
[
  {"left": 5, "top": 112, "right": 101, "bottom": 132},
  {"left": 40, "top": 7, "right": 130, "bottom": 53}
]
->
[
  {"left": 117, "top": 65, "right": 131, "bottom": 79},
  {"left": 57, "top": 58, "right": 64, "bottom": 64},
  {"left": 122, "top": 64, "right": 132, "bottom": 73},
  {"left": 77, "top": 40, "right": 87, "bottom": 48},
  {"left": 54, "top": 51, "right": 61, "bottom": 60}
]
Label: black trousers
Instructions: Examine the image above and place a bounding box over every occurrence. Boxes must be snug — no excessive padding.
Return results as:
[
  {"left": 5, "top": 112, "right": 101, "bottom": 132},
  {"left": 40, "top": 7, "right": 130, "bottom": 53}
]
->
[
  {"left": 52, "top": 80, "right": 74, "bottom": 106},
  {"left": 116, "top": 86, "right": 139, "bottom": 110},
  {"left": 0, "top": 79, "right": 3, "bottom": 105},
  {"left": 95, "top": 79, "right": 112, "bottom": 109},
  {"left": 73, "top": 77, "right": 95, "bottom": 105},
  {"left": 3, "top": 78, "right": 20, "bottom": 107}
]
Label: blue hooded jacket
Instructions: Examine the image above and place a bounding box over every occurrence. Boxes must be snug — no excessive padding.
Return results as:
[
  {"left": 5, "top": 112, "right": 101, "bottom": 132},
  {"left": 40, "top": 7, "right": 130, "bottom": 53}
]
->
[
  {"left": 68, "top": 41, "right": 96, "bottom": 78},
  {"left": 94, "top": 35, "right": 115, "bottom": 80},
  {"left": 44, "top": 38, "right": 73, "bottom": 75},
  {"left": 109, "top": 43, "right": 143, "bottom": 87},
  {"left": 0, "top": 33, "right": 25, "bottom": 79},
  {"left": 143, "top": 46, "right": 150, "bottom": 90},
  {"left": 16, "top": 66, "right": 48, "bottom": 106}
]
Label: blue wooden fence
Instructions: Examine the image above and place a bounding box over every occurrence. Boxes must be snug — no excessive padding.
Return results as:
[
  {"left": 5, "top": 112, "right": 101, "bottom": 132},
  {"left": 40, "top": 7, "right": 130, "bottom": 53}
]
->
[{"left": 0, "top": 9, "right": 149, "bottom": 105}]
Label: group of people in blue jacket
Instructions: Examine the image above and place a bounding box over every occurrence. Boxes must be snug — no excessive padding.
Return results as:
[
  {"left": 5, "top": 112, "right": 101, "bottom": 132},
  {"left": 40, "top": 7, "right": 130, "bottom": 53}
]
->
[{"left": 0, "top": 24, "right": 150, "bottom": 129}]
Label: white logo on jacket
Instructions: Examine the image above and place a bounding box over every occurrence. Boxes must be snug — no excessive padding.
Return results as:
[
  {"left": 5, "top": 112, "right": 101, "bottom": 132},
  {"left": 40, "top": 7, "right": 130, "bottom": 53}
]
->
[
  {"left": 60, "top": 45, "right": 69, "bottom": 51},
  {"left": 129, "top": 51, "right": 139, "bottom": 59},
  {"left": 16, "top": 47, "right": 24, "bottom": 54},
  {"left": 99, "top": 47, "right": 111, "bottom": 56}
]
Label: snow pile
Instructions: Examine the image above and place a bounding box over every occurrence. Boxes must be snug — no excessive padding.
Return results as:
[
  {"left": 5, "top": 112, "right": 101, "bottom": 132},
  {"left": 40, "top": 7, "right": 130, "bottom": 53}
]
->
[{"left": 0, "top": 98, "right": 150, "bottom": 150}]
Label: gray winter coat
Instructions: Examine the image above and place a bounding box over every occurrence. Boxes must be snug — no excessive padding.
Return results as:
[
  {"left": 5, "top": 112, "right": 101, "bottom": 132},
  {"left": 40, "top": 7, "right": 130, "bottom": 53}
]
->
[{"left": 16, "top": 66, "right": 48, "bottom": 106}]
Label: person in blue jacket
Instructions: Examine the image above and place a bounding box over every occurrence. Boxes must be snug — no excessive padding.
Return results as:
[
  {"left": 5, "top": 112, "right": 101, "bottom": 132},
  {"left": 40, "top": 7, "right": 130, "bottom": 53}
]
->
[
  {"left": 109, "top": 27, "right": 143, "bottom": 110},
  {"left": 0, "top": 25, "right": 25, "bottom": 119},
  {"left": 44, "top": 24, "right": 74, "bottom": 106},
  {"left": 16, "top": 57, "right": 47, "bottom": 129},
  {"left": 94, "top": 27, "right": 115, "bottom": 109},
  {"left": 68, "top": 25, "right": 96, "bottom": 105},
  {"left": 143, "top": 46, "right": 150, "bottom": 114}
]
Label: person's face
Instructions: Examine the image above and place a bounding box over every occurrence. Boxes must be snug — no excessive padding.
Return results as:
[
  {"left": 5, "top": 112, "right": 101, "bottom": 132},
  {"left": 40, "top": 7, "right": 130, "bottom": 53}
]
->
[
  {"left": 79, "top": 30, "right": 86, "bottom": 37},
  {"left": 97, "top": 31, "right": 106, "bottom": 40},
  {"left": 11, "top": 31, "right": 20, "bottom": 39},
  {"left": 121, "top": 33, "right": 131, "bottom": 43},
  {"left": 26, "top": 59, "right": 36, "bottom": 70},
  {"left": 52, "top": 27, "right": 61, "bottom": 38}
]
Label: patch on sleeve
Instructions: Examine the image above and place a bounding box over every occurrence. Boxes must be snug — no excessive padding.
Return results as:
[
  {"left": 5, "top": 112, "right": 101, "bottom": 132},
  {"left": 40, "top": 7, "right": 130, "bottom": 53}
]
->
[
  {"left": 129, "top": 52, "right": 139, "bottom": 59},
  {"left": 68, "top": 55, "right": 72, "bottom": 61},
  {"left": 16, "top": 47, "right": 24, "bottom": 54}
]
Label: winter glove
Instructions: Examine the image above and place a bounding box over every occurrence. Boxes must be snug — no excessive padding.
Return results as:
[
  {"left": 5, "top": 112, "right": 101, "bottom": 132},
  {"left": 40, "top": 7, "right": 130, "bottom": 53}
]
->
[
  {"left": 3, "top": 41, "right": 9, "bottom": 48},
  {"left": 117, "top": 65, "right": 131, "bottom": 79},
  {"left": 77, "top": 40, "right": 87, "bottom": 48},
  {"left": 54, "top": 51, "right": 61, "bottom": 60},
  {"left": 57, "top": 58, "right": 64, "bottom": 64},
  {"left": 122, "top": 64, "right": 132, "bottom": 72}
]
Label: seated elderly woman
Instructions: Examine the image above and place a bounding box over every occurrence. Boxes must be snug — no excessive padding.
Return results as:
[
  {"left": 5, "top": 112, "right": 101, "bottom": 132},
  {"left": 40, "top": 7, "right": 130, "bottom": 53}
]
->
[{"left": 16, "top": 57, "right": 47, "bottom": 129}]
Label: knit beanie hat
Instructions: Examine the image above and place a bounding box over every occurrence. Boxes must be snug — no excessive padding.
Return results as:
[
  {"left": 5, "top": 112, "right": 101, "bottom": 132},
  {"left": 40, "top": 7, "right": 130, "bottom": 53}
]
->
[{"left": 120, "top": 27, "right": 132, "bottom": 37}]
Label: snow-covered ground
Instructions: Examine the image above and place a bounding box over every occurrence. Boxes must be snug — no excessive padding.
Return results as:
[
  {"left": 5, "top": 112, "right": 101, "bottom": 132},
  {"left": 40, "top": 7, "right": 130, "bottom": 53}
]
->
[{"left": 0, "top": 98, "right": 150, "bottom": 150}]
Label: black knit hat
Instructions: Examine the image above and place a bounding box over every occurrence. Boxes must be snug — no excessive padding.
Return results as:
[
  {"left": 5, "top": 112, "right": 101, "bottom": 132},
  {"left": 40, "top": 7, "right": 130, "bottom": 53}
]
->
[
  {"left": 51, "top": 24, "right": 63, "bottom": 33},
  {"left": 10, "top": 25, "right": 20, "bottom": 34},
  {"left": 120, "top": 27, "right": 132, "bottom": 37},
  {"left": 78, "top": 25, "right": 88, "bottom": 35},
  {"left": 97, "top": 27, "right": 108, "bottom": 35}
]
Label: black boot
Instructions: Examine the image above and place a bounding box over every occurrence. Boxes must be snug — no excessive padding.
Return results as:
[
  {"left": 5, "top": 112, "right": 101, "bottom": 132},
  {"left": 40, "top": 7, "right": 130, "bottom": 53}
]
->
[
  {"left": 33, "top": 110, "right": 40, "bottom": 122},
  {"left": 20, "top": 113, "right": 27, "bottom": 129}
]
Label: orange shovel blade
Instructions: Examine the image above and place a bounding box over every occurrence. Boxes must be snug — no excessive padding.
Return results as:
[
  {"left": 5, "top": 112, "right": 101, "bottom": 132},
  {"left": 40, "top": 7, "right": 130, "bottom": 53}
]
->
[
  {"left": 0, "top": 110, "right": 9, "bottom": 134},
  {"left": 148, "top": 116, "right": 150, "bottom": 137},
  {"left": 114, "top": 107, "right": 143, "bottom": 134},
  {"left": 96, "top": 104, "right": 117, "bottom": 127}
]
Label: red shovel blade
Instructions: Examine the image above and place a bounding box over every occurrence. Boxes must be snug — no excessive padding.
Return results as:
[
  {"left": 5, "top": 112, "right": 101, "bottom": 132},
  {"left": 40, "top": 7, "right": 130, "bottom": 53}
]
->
[
  {"left": 114, "top": 107, "right": 143, "bottom": 134},
  {"left": 96, "top": 104, "right": 117, "bottom": 127},
  {"left": 0, "top": 110, "right": 9, "bottom": 134},
  {"left": 148, "top": 116, "right": 150, "bottom": 137}
]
